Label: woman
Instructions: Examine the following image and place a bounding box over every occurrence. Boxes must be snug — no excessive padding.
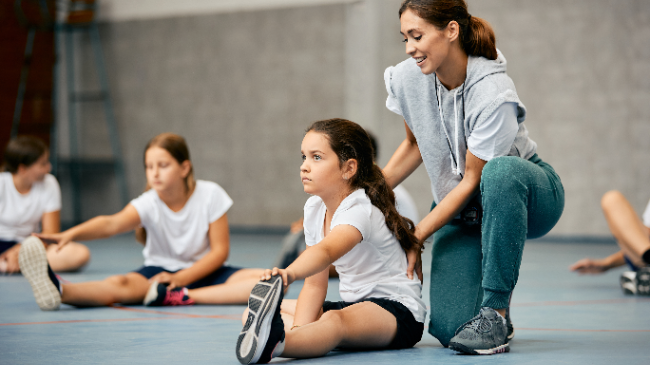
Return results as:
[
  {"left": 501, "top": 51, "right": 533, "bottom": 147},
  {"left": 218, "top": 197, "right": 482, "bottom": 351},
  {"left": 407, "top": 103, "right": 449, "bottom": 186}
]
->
[{"left": 382, "top": 0, "right": 564, "bottom": 355}]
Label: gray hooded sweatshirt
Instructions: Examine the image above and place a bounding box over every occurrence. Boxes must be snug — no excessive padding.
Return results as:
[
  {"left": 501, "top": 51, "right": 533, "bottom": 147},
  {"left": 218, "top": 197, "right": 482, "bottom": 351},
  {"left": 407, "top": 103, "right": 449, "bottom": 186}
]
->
[{"left": 384, "top": 50, "right": 537, "bottom": 203}]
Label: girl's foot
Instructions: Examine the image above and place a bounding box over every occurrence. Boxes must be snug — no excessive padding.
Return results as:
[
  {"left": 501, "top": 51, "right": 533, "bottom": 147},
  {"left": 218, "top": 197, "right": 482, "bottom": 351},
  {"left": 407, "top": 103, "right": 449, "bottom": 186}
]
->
[
  {"left": 448, "top": 307, "right": 509, "bottom": 355},
  {"left": 19, "top": 236, "right": 61, "bottom": 311},
  {"left": 236, "top": 275, "right": 285, "bottom": 364},
  {"left": 143, "top": 281, "right": 195, "bottom": 306}
]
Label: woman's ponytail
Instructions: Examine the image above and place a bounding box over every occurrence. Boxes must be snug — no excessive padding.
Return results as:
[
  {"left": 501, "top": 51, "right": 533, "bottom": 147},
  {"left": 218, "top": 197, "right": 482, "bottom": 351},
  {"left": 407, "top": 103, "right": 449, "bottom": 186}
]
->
[{"left": 399, "top": 0, "right": 497, "bottom": 60}]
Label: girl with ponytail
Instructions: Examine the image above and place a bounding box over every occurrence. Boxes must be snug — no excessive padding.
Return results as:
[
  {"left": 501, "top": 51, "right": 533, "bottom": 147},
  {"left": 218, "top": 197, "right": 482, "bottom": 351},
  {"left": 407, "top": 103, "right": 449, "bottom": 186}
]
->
[
  {"left": 382, "top": 0, "right": 565, "bottom": 355},
  {"left": 235, "top": 119, "right": 426, "bottom": 364}
]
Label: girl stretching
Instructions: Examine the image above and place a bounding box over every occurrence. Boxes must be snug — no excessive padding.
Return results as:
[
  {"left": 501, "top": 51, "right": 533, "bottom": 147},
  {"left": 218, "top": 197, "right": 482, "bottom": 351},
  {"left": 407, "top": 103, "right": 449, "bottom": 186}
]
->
[
  {"left": 19, "top": 133, "right": 265, "bottom": 311},
  {"left": 0, "top": 136, "right": 90, "bottom": 274},
  {"left": 235, "top": 119, "right": 427, "bottom": 364}
]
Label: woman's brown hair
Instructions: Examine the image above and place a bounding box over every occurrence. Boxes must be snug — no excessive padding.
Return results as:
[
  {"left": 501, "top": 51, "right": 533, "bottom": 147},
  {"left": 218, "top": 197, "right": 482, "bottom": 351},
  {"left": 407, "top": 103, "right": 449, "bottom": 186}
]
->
[
  {"left": 399, "top": 0, "right": 497, "bottom": 60},
  {"left": 306, "top": 119, "right": 420, "bottom": 252},
  {"left": 135, "top": 133, "right": 196, "bottom": 244}
]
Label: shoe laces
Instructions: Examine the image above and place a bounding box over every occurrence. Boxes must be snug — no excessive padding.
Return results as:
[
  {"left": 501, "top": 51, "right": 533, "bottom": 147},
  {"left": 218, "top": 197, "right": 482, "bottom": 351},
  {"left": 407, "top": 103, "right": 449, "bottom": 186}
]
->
[{"left": 467, "top": 313, "right": 492, "bottom": 333}]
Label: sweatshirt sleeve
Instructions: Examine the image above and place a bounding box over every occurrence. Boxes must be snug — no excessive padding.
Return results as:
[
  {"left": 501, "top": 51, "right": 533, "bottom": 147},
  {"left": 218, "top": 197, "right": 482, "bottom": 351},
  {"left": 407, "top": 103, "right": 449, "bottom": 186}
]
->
[{"left": 384, "top": 66, "right": 403, "bottom": 116}]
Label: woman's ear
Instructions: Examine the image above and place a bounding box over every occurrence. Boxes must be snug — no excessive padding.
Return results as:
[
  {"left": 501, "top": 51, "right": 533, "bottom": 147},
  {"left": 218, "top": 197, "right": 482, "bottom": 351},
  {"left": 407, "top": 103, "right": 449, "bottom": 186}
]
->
[
  {"left": 342, "top": 159, "right": 358, "bottom": 180},
  {"left": 447, "top": 20, "right": 460, "bottom": 43}
]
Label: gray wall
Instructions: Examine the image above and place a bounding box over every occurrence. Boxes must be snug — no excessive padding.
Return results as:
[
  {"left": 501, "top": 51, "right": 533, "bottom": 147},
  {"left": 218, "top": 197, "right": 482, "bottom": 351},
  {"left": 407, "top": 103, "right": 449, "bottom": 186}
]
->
[{"left": 59, "top": 0, "right": 650, "bottom": 236}]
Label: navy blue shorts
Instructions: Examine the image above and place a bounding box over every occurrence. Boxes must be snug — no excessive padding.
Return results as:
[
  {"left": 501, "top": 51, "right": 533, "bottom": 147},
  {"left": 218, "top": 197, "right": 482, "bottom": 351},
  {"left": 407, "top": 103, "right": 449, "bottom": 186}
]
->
[
  {"left": 0, "top": 240, "right": 18, "bottom": 255},
  {"left": 132, "top": 265, "right": 242, "bottom": 289},
  {"left": 322, "top": 298, "right": 424, "bottom": 349}
]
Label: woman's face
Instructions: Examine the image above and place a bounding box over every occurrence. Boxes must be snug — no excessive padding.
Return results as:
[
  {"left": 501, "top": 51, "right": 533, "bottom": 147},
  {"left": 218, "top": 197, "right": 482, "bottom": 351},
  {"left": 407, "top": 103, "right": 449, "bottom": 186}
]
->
[
  {"left": 300, "top": 131, "right": 350, "bottom": 199},
  {"left": 144, "top": 147, "right": 190, "bottom": 194},
  {"left": 400, "top": 9, "right": 453, "bottom": 75}
]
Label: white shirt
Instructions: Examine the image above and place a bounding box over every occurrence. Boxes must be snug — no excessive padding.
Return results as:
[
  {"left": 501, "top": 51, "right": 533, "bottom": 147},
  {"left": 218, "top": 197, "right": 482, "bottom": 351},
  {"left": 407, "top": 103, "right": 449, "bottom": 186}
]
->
[
  {"left": 130, "top": 180, "right": 233, "bottom": 271},
  {"left": 303, "top": 189, "right": 427, "bottom": 323},
  {"left": 387, "top": 94, "right": 519, "bottom": 162},
  {"left": 0, "top": 172, "right": 61, "bottom": 242},
  {"left": 643, "top": 199, "right": 650, "bottom": 228}
]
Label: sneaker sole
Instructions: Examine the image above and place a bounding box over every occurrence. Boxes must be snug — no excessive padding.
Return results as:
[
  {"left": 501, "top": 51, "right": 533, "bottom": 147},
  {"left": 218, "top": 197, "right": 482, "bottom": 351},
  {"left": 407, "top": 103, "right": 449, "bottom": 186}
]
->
[
  {"left": 236, "top": 276, "right": 283, "bottom": 364},
  {"left": 143, "top": 280, "right": 160, "bottom": 306},
  {"left": 449, "top": 342, "right": 510, "bottom": 355},
  {"left": 637, "top": 269, "right": 650, "bottom": 296},
  {"left": 18, "top": 237, "right": 61, "bottom": 311}
]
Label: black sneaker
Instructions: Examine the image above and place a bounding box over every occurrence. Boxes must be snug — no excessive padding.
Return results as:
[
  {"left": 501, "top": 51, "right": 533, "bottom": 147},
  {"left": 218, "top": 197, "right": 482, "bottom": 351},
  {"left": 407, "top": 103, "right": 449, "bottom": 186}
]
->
[
  {"left": 19, "top": 236, "right": 61, "bottom": 311},
  {"left": 449, "top": 307, "right": 509, "bottom": 355},
  {"left": 236, "top": 275, "right": 285, "bottom": 364},
  {"left": 620, "top": 271, "right": 637, "bottom": 295},
  {"left": 636, "top": 267, "right": 650, "bottom": 296}
]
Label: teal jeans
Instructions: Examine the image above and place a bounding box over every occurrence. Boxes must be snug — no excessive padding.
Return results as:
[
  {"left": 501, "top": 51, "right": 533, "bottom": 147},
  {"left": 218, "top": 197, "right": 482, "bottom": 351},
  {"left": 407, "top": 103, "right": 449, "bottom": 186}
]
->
[{"left": 428, "top": 154, "right": 564, "bottom": 346}]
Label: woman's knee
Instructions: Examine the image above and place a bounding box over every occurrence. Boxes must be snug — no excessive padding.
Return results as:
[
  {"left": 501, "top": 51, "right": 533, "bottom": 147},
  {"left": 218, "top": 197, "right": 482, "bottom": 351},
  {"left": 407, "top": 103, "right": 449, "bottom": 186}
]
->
[{"left": 481, "top": 156, "right": 525, "bottom": 195}]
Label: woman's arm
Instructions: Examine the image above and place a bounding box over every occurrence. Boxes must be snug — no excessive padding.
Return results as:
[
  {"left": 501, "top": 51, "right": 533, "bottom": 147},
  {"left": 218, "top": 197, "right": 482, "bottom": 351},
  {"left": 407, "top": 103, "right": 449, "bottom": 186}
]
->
[
  {"left": 403, "top": 150, "right": 487, "bottom": 281},
  {"left": 415, "top": 150, "right": 487, "bottom": 242},
  {"left": 292, "top": 264, "right": 329, "bottom": 327},
  {"left": 383, "top": 121, "right": 423, "bottom": 189},
  {"left": 35, "top": 204, "right": 142, "bottom": 249},
  {"left": 154, "top": 213, "right": 230, "bottom": 289}
]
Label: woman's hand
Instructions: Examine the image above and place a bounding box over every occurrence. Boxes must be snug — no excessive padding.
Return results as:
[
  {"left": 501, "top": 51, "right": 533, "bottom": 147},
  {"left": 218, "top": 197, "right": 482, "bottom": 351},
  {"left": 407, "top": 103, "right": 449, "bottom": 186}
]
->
[
  {"left": 150, "top": 271, "right": 184, "bottom": 289},
  {"left": 262, "top": 267, "right": 296, "bottom": 288},
  {"left": 33, "top": 232, "right": 70, "bottom": 251}
]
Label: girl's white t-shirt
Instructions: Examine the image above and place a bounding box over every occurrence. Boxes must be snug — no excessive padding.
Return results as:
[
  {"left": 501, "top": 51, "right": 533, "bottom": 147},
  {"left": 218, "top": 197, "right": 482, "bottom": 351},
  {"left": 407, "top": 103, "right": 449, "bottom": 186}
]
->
[
  {"left": 130, "top": 180, "right": 233, "bottom": 271},
  {"left": 303, "top": 189, "right": 427, "bottom": 323},
  {"left": 0, "top": 172, "right": 61, "bottom": 242}
]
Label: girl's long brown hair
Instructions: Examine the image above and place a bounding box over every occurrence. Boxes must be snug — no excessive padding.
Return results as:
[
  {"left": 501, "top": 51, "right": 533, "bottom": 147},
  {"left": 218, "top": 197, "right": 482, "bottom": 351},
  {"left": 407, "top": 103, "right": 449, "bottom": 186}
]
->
[
  {"left": 399, "top": 0, "right": 497, "bottom": 60},
  {"left": 135, "top": 133, "right": 196, "bottom": 244},
  {"left": 307, "top": 119, "right": 420, "bottom": 252}
]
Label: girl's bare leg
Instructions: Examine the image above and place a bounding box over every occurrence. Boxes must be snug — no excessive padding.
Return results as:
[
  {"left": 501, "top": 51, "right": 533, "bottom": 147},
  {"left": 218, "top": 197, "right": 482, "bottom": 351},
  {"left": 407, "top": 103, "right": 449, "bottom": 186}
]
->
[
  {"left": 281, "top": 301, "right": 397, "bottom": 358},
  {"left": 602, "top": 191, "right": 650, "bottom": 267},
  {"left": 188, "top": 269, "right": 266, "bottom": 304},
  {"left": 61, "top": 272, "right": 150, "bottom": 307},
  {"left": 47, "top": 241, "right": 91, "bottom": 272}
]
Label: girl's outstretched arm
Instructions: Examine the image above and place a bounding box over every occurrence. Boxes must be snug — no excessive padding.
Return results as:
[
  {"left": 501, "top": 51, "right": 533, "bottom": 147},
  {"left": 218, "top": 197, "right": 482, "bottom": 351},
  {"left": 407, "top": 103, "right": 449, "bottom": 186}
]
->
[
  {"left": 262, "top": 224, "right": 362, "bottom": 286},
  {"left": 153, "top": 213, "right": 230, "bottom": 289},
  {"left": 35, "top": 204, "right": 142, "bottom": 250}
]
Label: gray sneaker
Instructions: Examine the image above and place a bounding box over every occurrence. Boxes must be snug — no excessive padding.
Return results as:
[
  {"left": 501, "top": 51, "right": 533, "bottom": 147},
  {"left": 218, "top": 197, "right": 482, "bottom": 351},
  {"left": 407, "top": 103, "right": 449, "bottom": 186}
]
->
[{"left": 449, "top": 307, "right": 509, "bottom": 355}]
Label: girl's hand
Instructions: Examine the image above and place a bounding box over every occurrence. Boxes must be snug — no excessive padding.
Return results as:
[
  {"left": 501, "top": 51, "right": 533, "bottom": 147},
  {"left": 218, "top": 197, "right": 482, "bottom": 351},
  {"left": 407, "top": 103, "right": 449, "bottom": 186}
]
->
[
  {"left": 406, "top": 247, "right": 423, "bottom": 284},
  {"left": 569, "top": 258, "right": 610, "bottom": 274},
  {"left": 150, "top": 271, "right": 182, "bottom": 289},
  {"left": 261, "top": 267, "right": 296, "bottom": 288},
  {"left": 32, "top": 232, "right": 70, "bottom": 251}
]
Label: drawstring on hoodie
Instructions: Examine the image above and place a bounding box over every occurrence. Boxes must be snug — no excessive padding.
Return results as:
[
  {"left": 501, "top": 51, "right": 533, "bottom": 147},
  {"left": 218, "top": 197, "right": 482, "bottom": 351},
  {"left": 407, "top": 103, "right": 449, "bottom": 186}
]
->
[{"left": 435, "top": 77, "right": 465, "bottom": 177}]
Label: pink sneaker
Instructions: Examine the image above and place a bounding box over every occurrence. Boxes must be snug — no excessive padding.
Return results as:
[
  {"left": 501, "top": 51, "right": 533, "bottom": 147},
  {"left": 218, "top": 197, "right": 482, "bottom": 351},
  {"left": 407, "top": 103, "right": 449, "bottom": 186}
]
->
[{"left": 143, "top": 281, "right": 195, "bottom": 306}]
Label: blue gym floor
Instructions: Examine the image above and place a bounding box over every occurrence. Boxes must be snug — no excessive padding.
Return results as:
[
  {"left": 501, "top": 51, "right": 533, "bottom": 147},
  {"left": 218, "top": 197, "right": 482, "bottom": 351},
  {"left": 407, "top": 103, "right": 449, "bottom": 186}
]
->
[{"left": 1, "top": 233, "right": 649, "bottom": 364}]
